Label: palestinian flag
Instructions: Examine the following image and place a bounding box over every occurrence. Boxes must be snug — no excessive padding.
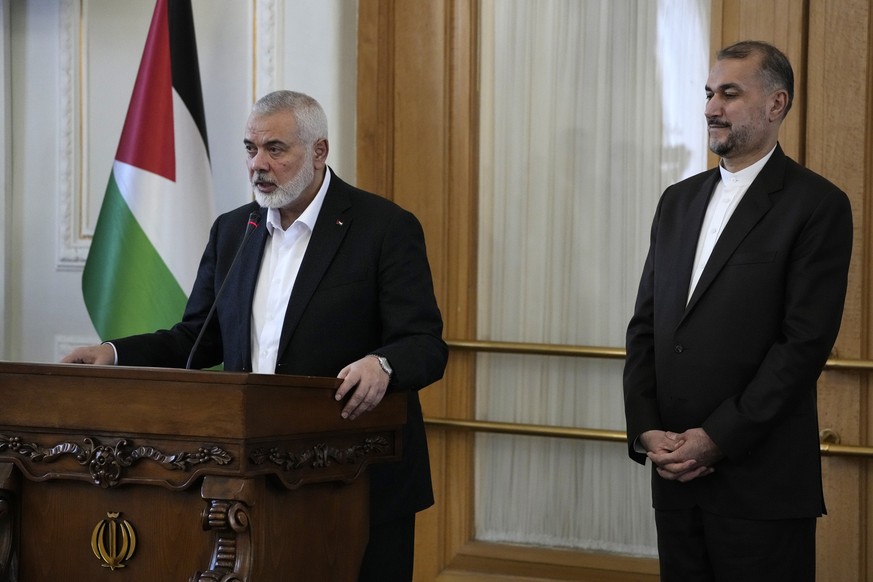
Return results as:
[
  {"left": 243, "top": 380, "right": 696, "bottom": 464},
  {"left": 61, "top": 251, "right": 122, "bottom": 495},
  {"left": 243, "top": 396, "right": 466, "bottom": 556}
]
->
[{"left": 83, "top": 0, "right": 216, "bottom": 341}]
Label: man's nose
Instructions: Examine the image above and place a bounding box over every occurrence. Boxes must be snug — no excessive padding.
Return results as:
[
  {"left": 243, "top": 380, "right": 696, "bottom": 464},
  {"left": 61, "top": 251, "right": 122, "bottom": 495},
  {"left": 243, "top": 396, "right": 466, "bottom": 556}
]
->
[
  {"left": 704, "top": 97, "right": 721, "bottom": 118},
  {"left": 249, "top": 149, "right": 269, "bottom": 172}
]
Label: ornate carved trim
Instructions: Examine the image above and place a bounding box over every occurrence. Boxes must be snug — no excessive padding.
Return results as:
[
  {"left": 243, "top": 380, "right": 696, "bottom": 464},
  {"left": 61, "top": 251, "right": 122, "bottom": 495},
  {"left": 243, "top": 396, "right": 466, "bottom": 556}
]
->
[
  {"left": 0, "top": 434, "right": 232, "bottom": 488},
  {"left": 250, "top": 435, "right": 389, "bottom": 471},
  {"left": 57, "top": 0, "right": 88, "bottom": 270},
  {"left": 254, "top": 0, "right": 279, "bottom": 97},
  {"left": 190, "top": 499, "right": 251, "bottom": 582}
]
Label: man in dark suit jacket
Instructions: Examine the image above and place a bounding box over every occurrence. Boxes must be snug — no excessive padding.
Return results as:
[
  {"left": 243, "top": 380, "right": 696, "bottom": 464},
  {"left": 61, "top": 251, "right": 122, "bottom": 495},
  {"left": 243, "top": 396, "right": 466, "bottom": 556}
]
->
[
  {"left": 63, "top": 90, "right": 447, "bottom": 581},
  {"left": 623, "top": 41, "right": 852, "bottom": 581}
]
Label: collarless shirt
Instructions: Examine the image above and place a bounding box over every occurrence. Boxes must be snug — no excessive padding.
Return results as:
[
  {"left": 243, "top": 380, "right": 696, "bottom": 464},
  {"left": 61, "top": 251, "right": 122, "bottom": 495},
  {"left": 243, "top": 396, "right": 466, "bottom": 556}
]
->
[
  {"left": 251, "top": 170, "right": 331, "bottom": 373},
  {"left": 686, "top": 147, "right": 776, "bottom": 304}
]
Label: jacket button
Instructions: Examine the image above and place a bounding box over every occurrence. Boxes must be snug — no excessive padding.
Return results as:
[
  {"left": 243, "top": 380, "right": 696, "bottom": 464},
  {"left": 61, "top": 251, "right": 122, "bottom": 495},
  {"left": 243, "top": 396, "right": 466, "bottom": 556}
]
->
[{"left": 674, "top": 345, "right": 684, "bottom": 353}]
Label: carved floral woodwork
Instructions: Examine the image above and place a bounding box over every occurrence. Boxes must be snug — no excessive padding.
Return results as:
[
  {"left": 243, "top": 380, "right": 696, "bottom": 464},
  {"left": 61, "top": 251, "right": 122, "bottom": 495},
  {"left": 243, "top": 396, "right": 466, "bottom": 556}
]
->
[
  {"left": 0, "top": 434, "right": 232, "bottom": 489},
  {"left": 250, "top": 435, "right": 390, "bottom": 470}
]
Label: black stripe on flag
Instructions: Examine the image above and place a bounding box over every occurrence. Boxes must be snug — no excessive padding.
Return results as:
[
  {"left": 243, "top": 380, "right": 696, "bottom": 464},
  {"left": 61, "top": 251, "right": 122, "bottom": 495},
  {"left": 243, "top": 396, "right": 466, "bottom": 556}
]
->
[{"left": 168, "top": 0, "right": 210, "bottom": 158}]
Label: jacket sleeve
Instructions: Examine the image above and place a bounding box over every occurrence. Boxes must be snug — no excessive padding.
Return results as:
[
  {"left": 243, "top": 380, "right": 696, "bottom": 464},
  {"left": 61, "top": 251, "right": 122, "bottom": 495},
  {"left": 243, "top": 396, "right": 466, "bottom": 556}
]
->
[
  {"left": 372, "top": 207, "right": 448, "bottom": 392},
  {"left": 623, "top": 195, "right": 665, "bottom": 464}
]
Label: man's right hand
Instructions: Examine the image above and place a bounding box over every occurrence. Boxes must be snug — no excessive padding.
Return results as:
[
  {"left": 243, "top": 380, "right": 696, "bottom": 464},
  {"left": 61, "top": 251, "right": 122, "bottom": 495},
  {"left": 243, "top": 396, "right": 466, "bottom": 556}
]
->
[
  {"left": 60, "top": 344, "right": 115, "bottom": 366},
  {"left": 644, "top": 428, "right": 719, "bottom": 483},
  {"left": 639, "top": 429, "right": 683, "bottom": 455}
]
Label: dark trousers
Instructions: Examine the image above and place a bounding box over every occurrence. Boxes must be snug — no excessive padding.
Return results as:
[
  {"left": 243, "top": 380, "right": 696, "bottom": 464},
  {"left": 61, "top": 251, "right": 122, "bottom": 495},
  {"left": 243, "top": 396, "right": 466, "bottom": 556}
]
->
[
  {"left": 655, "top": 506, "right": 816, "bottom": 582},
  {"left": 358, "top": 514, "right": 416, "bottom": 582}
]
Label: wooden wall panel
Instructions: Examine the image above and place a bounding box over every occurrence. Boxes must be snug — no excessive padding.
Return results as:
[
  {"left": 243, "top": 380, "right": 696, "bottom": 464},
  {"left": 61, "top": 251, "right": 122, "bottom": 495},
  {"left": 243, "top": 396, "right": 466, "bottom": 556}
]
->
[
  {"left": 357, "top": 1, "right": 478, "bottom": 579},
  {"left": 357, "top": 1, "right": 394, "bottom": 196},
  {"left": 807, "top": 1, "right": 870, "bottom": 580},
  {"left": 440, "top": 0, "right": 479, "bottom": 568}
]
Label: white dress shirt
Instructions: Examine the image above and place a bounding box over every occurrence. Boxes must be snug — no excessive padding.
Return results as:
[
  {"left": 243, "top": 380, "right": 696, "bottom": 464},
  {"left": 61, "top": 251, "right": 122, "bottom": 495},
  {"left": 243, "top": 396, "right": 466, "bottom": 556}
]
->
[
  {"left": 250, "top": 171, "right": 331, "bottom": 373},
  {"left": 687, "top": 146, "right": 776, "bottom": 304}
]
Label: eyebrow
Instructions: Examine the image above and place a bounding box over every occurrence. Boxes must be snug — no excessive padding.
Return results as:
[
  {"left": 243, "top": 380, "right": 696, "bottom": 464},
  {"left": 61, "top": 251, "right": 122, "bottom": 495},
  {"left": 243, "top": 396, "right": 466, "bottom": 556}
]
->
[
  {"left": 243, "top": 138, "right": 289, "bottom": 148},
  {"left": 705, "top": 82, "right": 743, "bottom": 93}
]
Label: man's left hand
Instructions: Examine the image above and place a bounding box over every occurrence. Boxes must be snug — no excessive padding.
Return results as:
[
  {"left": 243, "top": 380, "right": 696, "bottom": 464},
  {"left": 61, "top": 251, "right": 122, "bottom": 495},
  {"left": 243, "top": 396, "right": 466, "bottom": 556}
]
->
[
  {"left": 647, "top": 427, "right": 724, "bottom": 483},
  {"left": 335, "top": 356, "right": 390, "bottom": 420}
]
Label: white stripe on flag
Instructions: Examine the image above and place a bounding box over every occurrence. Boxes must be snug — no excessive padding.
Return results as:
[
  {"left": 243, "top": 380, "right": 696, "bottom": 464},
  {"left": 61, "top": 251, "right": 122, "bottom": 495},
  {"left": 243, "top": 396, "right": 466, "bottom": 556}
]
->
[{"left": 113, "top": 89, "right": 216, "bottom": 295}]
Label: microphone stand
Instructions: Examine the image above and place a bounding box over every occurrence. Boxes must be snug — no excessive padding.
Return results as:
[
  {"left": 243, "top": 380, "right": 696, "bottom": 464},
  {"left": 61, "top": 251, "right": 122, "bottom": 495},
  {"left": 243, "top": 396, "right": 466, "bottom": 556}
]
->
[{"left": 185, "top": 211, "right": 261, "bottom": 370}]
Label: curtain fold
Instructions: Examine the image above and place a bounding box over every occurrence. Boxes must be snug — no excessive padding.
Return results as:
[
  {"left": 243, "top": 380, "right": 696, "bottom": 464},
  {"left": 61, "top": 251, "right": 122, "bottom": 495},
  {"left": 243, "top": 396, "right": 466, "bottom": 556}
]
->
[{"left": 476, "top": 0, "right": 711, "bottom": 556}]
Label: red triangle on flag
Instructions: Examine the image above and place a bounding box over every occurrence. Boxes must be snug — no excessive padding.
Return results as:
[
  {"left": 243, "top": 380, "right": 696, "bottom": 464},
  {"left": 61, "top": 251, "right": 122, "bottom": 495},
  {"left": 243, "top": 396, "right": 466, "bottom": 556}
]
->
[{"left": 115, "top": 0, "right": 175, "bottom": 182}]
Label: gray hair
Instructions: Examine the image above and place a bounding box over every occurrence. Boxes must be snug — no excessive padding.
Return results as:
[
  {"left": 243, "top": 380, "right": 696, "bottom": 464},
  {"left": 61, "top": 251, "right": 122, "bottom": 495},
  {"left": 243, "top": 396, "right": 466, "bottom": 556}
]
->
[{"left": 252, "top": 90, "right": 328, "bottom": 146}]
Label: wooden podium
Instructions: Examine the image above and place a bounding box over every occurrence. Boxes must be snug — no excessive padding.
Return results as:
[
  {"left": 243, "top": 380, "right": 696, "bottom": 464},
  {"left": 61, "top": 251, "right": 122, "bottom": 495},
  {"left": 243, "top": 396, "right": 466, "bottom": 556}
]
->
[{"left": 0, "top": 362, "right": 406, "bottom": 581}]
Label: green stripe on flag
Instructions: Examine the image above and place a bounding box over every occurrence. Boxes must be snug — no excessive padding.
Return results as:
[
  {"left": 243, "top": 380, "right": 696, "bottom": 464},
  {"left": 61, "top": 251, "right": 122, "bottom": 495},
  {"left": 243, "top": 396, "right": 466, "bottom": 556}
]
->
[{"left": 82, "top": 171, "right": 188, "bottom": 341}]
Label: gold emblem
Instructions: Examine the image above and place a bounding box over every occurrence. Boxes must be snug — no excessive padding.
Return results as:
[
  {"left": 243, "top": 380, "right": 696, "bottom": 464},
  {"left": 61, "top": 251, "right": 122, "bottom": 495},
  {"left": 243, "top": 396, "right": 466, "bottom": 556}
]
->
[{"left": 91, "top": 512, "right": 137, "bottom": 570}]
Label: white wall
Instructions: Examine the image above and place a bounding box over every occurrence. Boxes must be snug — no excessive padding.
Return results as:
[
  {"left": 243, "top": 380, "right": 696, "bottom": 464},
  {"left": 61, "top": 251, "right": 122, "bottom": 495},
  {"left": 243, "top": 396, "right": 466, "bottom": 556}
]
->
[{"left": 2, "top": 0, "right": 358, "bottom": 363}]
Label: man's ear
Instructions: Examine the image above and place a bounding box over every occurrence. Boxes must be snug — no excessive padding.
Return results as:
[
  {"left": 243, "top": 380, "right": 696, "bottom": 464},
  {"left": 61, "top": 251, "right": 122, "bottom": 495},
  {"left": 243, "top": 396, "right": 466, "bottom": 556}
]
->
[
  {"left": 770, "top": 89, "right": 789, "bottom": 121},
  {"left": 314, "top": 138, "right": 329, "bottom": 165}
]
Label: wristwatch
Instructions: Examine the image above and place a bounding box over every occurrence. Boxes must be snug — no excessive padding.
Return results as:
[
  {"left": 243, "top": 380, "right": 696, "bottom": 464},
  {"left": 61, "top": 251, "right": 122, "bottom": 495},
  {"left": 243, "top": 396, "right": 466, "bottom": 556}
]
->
[{"left": 369, "top": 354, "right": 393, "bottom": 377}]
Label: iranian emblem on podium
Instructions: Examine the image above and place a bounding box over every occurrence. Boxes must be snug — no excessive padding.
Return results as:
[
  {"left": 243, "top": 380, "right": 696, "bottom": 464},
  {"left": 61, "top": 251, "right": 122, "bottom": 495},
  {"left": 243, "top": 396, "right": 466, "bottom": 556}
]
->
[{"left": 91, "top": 512, "right": 137, "bottom": 570}]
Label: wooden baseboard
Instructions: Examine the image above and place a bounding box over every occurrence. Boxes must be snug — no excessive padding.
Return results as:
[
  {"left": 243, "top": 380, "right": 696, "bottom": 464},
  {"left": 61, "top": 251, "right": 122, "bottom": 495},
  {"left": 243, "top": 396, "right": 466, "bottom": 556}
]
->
[{"left": 437, "top": 541, "right": 660, "bottom": 581}]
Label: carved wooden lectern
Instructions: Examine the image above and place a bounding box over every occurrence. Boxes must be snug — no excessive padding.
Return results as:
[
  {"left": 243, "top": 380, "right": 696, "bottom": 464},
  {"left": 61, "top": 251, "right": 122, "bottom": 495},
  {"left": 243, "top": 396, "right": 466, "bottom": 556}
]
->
[{"left": 0, "top": 362, "right": 406, "bottom": 581}]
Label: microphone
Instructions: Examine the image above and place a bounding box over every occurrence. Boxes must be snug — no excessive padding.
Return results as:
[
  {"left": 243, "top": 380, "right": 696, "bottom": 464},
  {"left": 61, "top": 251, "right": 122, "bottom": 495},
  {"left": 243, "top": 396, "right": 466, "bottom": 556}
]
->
[{"left": 185, "top": 210, "right": 262, "bottom": 370}]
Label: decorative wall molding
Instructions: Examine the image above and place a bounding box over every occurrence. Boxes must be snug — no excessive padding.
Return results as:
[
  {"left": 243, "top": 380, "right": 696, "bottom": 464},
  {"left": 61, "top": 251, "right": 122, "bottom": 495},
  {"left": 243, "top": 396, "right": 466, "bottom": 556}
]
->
[
  {"left": 254, "top": 0, "right": 280, "bottom": 98},
  {"left": 57, "top": 0, "right": 88, "bottom": 271}
]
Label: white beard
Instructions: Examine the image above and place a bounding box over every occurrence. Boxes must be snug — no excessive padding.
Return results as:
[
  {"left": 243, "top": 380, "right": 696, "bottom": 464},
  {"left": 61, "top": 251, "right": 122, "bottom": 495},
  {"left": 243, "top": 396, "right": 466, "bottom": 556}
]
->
[{"left": 252, "top": 155, "right": 316, "bottom": 209}]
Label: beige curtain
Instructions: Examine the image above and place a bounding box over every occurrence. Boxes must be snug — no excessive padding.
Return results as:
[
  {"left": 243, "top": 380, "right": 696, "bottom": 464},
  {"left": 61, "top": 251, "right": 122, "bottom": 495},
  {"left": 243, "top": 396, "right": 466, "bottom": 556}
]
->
[{"left": 476, "top": 0, "right": 711, "bottom": 555}]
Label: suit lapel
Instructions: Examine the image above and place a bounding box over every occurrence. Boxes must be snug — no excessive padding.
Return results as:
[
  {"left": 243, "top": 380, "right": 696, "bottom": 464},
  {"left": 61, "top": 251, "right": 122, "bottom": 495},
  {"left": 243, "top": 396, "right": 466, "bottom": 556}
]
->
[
  {"left": 231, "top": 210, "right": 269, "bottom": 370},
  {"left": 683, "top": 147, "right": 785, "bottom": 318},
  {"left": 672, "top": 171, "right": 719, "bottom": 317},
  {"left": 276, "top": 173, "right": 352, "bottom": 360}
]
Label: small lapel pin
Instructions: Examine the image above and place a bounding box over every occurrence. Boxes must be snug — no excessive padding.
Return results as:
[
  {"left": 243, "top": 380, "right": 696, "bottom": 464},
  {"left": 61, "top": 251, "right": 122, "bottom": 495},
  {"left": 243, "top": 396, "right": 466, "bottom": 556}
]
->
[{"left": 336, "top": 219, "right": 344, "bottom": 226}]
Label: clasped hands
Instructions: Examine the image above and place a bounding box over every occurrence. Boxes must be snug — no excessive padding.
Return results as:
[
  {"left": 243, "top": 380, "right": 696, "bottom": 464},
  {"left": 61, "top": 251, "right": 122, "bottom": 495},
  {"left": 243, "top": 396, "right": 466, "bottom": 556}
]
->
[{"left": 641, "top": 428, "right": 723, "bottom": 483}]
